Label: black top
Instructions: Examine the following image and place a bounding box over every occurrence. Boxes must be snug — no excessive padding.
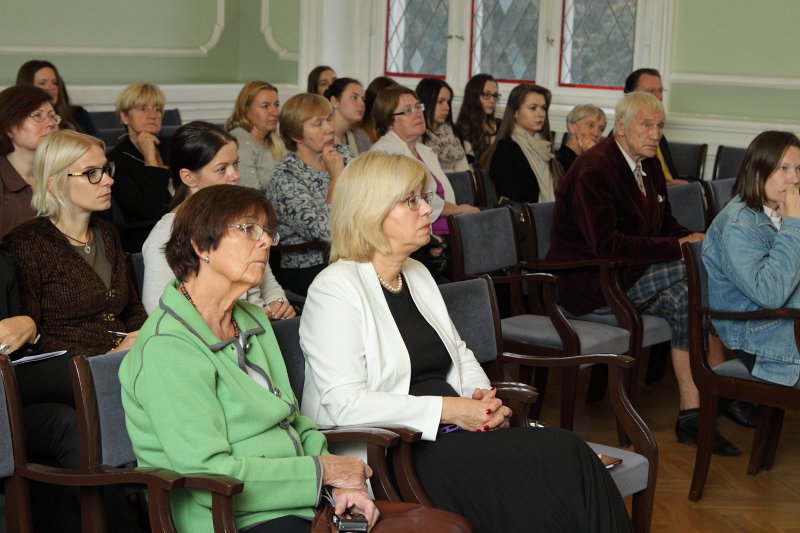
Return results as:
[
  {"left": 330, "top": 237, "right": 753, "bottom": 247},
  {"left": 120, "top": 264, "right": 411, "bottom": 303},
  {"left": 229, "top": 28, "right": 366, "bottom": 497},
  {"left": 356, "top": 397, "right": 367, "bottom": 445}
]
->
[
  {"left": 556, "top": 144, "right": 578, "bottom": 173},
  {"left": 382, "top": 279, "right": 458, "bottom": 398},
  {"left": 489, "top": 138, "right": 541, "bottom": 204},
  {"left": 71, "top": 105, "right": 98, "bottom": 136}
]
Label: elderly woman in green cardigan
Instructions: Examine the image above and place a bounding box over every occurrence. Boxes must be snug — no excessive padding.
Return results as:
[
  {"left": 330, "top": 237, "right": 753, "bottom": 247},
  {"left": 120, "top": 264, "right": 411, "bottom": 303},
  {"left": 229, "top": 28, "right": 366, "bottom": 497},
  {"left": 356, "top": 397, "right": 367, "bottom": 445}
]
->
[{"left": 119, "top": 185, "right": 377, "bottom": 532}]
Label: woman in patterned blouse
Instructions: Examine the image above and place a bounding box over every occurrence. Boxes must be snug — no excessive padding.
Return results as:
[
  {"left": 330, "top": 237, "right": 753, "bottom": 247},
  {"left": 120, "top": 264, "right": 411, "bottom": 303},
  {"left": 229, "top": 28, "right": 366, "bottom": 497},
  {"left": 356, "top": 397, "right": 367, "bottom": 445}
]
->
[{"left": 264, "top": 93, "right": 354, "bottom": 296}]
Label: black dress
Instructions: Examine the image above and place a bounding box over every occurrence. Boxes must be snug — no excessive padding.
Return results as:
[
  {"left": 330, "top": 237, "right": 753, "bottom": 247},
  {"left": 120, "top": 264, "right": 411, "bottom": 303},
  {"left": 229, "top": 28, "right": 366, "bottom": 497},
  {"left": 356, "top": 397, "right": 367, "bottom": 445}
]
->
[{"left": 383, "top": 281, "right": 632, "bottom": 533}]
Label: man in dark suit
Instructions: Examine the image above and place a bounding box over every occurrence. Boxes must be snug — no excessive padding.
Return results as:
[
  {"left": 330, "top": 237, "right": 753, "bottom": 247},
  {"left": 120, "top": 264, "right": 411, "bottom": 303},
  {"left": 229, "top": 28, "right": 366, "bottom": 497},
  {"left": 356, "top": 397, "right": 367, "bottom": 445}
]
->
[
  {"left": 624, "top": 68, "right": 691, "bottom": 185},
  {"left": 547, "top": 92, "right": 741, "bottom": 455}
]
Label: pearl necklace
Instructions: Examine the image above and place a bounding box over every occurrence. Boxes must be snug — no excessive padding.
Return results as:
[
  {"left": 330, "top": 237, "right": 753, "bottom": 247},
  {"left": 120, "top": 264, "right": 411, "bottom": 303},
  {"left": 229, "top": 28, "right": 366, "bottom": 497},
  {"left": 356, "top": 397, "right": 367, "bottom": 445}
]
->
[{"left": 377, "top": 272, "right": 403, "bottom": 294}]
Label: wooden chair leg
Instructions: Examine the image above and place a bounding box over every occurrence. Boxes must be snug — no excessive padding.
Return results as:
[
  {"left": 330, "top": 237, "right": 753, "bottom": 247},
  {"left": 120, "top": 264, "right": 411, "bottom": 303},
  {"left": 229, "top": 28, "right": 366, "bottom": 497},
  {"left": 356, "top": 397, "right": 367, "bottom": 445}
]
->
[
  {"left": 79, "top": 486, "right": 107, "bottom": 533},
  {"left": 760, "top": 408, "right": 785, "bottom": 471},
  {"left": 688, "top": 394, "right": 717, "bottom": 501},
  {"left": 529, "top": 367, "right": 549, "bottom": 421},
  {"left": 4, "top": 476, "right": 33, "bottom": 533},
  {"left": 747, "top": 406, "right": 774, "bottom": 475},
  {"left": 631, "top": 488, "right": 654, "bottom": 533}
]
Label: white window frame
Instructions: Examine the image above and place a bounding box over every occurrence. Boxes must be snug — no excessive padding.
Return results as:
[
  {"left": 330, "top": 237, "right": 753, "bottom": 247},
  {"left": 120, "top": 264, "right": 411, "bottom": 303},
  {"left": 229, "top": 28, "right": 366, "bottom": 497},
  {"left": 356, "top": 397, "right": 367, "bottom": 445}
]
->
[{"left": 299, "top": 0, "right": 674, "bottom": 111}]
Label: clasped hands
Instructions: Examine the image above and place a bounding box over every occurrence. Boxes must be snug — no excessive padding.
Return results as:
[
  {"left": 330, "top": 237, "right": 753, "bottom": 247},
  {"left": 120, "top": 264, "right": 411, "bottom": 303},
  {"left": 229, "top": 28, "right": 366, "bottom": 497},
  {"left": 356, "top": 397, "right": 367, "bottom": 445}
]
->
[
  {"left": 320, "top": 455, "right": 379, "bottom": 529},
  {"left": 442, "top": 387, "right": 513, "bottom": 433}
]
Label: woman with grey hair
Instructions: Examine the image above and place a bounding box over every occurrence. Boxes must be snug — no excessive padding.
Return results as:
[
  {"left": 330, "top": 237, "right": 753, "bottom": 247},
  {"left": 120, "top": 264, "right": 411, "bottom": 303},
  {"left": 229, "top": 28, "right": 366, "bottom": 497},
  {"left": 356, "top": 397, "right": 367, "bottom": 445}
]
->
[{"left": 556, "top": 103, "right": 607, "bottom": 172}]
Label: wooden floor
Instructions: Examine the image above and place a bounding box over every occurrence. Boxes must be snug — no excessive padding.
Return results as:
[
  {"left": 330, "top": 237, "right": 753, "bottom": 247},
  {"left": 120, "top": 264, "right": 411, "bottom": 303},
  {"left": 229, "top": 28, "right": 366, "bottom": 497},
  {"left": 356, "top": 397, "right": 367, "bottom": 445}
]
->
[{"left": 536, "top": 361, "right": 800, "bottom": 533}]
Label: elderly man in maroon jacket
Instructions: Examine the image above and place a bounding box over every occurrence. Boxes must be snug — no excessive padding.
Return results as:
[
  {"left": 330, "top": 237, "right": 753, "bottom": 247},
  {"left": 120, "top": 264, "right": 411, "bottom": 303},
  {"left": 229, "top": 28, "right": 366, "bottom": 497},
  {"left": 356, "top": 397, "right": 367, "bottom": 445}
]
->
[{"left": 547, "top": 92, "right": 740, "bottom": 455}]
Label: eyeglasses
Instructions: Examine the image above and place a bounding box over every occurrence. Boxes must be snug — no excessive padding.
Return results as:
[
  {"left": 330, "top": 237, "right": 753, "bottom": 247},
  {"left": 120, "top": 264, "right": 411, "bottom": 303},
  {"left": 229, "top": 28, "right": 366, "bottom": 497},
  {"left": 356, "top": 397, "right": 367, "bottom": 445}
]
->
[
  {"left": 480, "top": 92, "right": 502, "bottom": 101},
  {"left": 393, "top": 103, "right": 425, "bottom": 117},
  {"left": 29, "top": 111, "right": 62, "bottom": 125},
  {"left": 67, "top": 161, "right": 115, "bottom": 184},
  {"left": 403, "top": 192, "right": 435, "bottom": 210},
  {"left": 229, "top": 223, "right": 280, "bottom": 245}
]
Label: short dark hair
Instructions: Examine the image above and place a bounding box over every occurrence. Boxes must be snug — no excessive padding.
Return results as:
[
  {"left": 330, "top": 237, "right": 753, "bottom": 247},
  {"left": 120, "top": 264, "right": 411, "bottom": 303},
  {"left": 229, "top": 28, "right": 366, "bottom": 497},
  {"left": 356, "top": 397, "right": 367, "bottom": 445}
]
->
[
  {"left": 733, "top": 131, "right": 800, "bottom": 209},
  {"left": 168, "top": 121, "right": 238, "bottom": 208},
  {"left": 372, "top": 85, "right": 418, "bottom": 138},
  {"left": 415, "top": 78, "right": 455, "bottom": 132},
  {"left": 166, "top": 185, "right": 276, "bottom": 282},
  {"left": 623, "top": 68, "right": 661, "bottom": 94},
  {"left": 0, "top": 85, "right": 53, "bottom": 156},
  {"left": 323, "top": 77, "right": 361, "bottom": 101},
  {"left": 360, "top": 76, "right": 398, "bottom": 133},
  {"left": 307, "top": 65, "right": 335, "bottom": 94}
]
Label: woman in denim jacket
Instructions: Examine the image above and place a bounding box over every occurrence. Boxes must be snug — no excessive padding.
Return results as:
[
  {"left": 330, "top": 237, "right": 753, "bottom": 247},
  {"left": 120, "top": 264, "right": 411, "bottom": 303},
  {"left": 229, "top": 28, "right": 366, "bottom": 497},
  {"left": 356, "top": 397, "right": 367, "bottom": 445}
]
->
[{"left": 703, "top": 131, "right": 800, "bottom": 386}]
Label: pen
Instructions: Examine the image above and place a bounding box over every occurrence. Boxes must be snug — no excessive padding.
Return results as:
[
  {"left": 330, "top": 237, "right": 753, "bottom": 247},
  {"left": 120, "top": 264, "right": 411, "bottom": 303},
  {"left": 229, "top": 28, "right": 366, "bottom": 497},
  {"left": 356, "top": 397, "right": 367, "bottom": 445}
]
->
[{"left": 108, "top": 330, "right": 128, "bottom": 338}]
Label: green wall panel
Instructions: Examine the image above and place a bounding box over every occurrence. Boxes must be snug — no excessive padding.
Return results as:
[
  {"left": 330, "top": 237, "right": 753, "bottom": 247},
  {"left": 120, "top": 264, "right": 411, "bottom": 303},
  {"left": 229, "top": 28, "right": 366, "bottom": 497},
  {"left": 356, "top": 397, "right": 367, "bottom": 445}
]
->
[
  {"left": 670, "top": 83, "right": 800, "bottom": 123},
  {"left": 0, "top": 0, "right": 299, "bottom": 86}
]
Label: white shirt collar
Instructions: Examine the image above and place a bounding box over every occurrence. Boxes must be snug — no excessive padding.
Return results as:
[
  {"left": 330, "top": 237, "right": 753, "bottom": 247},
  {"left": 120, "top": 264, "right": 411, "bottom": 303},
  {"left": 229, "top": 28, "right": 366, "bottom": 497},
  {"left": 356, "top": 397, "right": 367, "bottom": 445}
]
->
[{"left": 615, "top": 139, "right": 648, "bottom": 176}]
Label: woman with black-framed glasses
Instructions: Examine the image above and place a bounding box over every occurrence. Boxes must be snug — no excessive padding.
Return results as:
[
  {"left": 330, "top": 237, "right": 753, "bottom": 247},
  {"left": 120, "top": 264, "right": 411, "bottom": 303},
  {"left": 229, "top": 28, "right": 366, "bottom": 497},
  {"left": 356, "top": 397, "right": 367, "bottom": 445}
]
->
[
  {"left": 142, "top": 121, "right": 294, "bottom": 320},
  {"left": 2, "top": 129, "right": 146, "bottom": 356},
  {"left": 455, "top": 73, "right": 502, "bottom": 165},
  {"left": 0, "top": 85, "right": 59, "bottom": 239}
]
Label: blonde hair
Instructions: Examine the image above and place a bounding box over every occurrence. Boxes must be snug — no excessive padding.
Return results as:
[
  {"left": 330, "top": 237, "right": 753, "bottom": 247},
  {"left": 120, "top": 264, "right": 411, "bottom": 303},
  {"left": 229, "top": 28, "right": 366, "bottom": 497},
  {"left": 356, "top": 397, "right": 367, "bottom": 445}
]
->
[
  {"left": 31, "top": 130, "right": 105, "bottom": 222},
  {"left": 566, "top": 104, "right": 606, "bottom": 128},
  {"left": 614, "top": 92, "right": 664, "bottom": 131},
  {"left": 116, "top": 82, "right": 166, "bottom": 115},
  {"left": 225, "top": 81, "right": 286, "bottom": 161},
  {"left": 330, "top": 152, "right": 428, "bottom": 262},
  {"left": 279, "top": 93, "right": 332, "bottom": 152}
]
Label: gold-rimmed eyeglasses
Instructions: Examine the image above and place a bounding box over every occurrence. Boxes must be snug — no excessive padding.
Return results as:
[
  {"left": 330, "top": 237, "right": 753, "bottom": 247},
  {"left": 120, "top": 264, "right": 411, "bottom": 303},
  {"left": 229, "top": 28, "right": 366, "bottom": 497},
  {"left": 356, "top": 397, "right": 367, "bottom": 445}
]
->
[
  {"left": 403, "top": 192, "right": 435, "bottom": 210},
  {"left": 229, "top": 223, "right": 280, "bottom": 245},
  {"left": 393, "top": 103, "right": 425, "bottom": 117},
  {"left": 29, "top": 111, "right": 62, "bottom": 125}
]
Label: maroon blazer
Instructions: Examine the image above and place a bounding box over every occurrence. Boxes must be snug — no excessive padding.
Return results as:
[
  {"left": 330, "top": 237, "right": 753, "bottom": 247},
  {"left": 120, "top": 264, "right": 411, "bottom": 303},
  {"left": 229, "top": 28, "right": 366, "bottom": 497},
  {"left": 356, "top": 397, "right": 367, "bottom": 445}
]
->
[{"left": 546, "top": 135, "right": 690, "bottom": 315}]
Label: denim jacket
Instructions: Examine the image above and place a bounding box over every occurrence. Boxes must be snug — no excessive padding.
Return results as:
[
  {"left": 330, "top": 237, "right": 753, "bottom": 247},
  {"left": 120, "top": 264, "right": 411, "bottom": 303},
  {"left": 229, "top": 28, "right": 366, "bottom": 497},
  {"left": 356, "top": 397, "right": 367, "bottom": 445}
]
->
[{"left": 702, "top": 197, "right": 800, "bottom": 386}]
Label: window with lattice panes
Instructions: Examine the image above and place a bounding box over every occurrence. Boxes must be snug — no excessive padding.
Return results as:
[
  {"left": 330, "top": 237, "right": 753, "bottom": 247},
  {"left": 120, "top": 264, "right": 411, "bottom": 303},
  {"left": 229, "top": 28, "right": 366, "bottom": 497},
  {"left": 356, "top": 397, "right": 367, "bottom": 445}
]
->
[
  {"left": 385, "top": 0, "right": 449, "bottom": 78},
  {"left": 559, "top": 0, "right": 637, "bottom": 89},
  {"left": 471, "top": 0, "right": 540, "bottom": 83}
]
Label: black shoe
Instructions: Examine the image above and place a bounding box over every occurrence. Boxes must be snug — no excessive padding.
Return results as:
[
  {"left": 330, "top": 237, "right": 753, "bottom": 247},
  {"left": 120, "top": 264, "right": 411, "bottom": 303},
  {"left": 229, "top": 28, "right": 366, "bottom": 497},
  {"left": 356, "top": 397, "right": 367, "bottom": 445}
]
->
[
  {"left": 675, "top": 413, "right": 741, "bottom": 456},
  {"left": 718, "top": 398, "right": 757, "bottom": 428}
]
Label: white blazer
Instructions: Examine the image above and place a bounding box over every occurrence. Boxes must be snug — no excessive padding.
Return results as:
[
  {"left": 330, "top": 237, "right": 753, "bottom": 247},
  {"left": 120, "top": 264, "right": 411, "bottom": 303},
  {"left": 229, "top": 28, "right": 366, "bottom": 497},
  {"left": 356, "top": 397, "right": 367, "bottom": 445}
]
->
[
  {"left": 299, "top": 259, "right": 490, "bottom": 441},
  {"left": 370, "top": 131, "right": 456, "bottom": 222}
]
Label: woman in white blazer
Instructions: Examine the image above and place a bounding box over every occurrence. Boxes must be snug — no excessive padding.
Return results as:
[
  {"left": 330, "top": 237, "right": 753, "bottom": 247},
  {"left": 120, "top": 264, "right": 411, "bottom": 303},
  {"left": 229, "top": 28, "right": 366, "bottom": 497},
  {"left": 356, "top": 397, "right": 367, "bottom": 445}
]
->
[
  {"left": 300, "top": 152, "right": 632, "bottom": 533},
  {"left": 369, "top": 85, "right": 478, "bottom": 278}
]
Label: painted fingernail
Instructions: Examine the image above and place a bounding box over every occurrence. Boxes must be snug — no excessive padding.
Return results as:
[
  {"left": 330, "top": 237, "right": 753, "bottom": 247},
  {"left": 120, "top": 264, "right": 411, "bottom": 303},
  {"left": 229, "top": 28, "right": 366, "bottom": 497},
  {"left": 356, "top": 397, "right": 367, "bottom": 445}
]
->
[
  {"left": 475, "top": 428, "right": 482, "bottom": 433},
  {"left": 483, "top": 425, "right": 490, "bottom": 431},
  {"left": 485, "top": 408, "right": 492, "bottom": 415}
]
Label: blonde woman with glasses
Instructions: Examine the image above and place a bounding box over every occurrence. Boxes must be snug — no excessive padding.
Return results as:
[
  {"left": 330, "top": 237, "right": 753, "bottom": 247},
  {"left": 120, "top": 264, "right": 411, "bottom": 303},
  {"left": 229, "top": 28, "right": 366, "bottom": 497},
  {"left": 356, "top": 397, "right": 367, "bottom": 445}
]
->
[
  {"left": 0, "top": 85, "right": 59, "bottom": 238},
  {"left": 2, "top": 129, "right": 146, "bottom": 356}
]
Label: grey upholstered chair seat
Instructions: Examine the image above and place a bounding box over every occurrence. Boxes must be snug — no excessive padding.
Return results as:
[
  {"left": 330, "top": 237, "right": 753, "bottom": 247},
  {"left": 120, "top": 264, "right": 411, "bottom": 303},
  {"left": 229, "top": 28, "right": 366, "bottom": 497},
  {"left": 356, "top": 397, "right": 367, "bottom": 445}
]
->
[
  {"left": 573, "top": 311, "right": 673, "bottom": 346},
  {"left": 501, "top": 315, "right": 630, "bottom": 354},
  {"left": 588, "top": 442, "right": 649, "bottom": 496}
]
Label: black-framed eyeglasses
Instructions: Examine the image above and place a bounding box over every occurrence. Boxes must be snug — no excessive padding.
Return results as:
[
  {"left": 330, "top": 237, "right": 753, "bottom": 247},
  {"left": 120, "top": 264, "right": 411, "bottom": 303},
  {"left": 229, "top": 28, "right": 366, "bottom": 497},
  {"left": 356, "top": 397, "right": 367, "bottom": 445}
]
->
[
  {"left": 480, "top": 92, "right": 502, "bottom": 101},
  {"left": 393, "top": 103, "right": 425, "bottom": 117},
  {"left": 228, "top": 223, "right": 280, "bottom": 245},
  {"left": 29, "top": 111, "right": 62, "bottom": 125},
  {"left": 67, "top": 161, "right": 115, "bottom": 184},
  {"left": 403, "top": 192, "right": 435, "bottom": 210}
]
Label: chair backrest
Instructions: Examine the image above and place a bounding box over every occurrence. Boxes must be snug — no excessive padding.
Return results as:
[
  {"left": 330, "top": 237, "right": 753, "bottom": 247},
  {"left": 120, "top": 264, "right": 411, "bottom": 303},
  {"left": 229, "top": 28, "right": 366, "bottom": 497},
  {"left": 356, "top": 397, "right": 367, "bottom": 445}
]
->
[
  {"left": 271, "top": 317, "right": 306, "bottom": 406},
  {"left": 713, "top": 145, "right": 746, "bottom": 181},
  {"left": 448, "top": 207, "right": 519, "bottom": 278},
  {"left": 73, "top": 352, "right": 135, "bottom": 468},
  {"left": 162, "top": 109, "right": 182, "bottom": 126},
  {"left": 684, "top": 241, "right": 709, "bottom": 309},
  {"left": 667, "top": 182, "right": 707, "bottom": 232},
  {"left": 445, "top": 171, "right": 476, "bottom": 205},
  {"left": 525, "top": 201, "right": 555, "bottom": 260},
  {"left": 473, "top": 167, "right": 496, "bottom": 207},
  {"left": 669, "top": 142, "right": 708, "bottom": 180},
  {"left": 705, "top": 177, "right": 736, "bottom": 219},
  {"left": 438, "top": 277, "right": 501, "bottom": 365},
  {"left": 90, "top": 111, "right": 121, "bottom": 129}
]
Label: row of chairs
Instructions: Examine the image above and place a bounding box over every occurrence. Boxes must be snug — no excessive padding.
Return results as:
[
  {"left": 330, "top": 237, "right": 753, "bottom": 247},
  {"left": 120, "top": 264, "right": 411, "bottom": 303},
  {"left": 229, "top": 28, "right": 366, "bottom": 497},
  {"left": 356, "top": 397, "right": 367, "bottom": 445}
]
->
[
  {"left": 0, "top": 276, "right": 656, "bottom": 532},
  {"left": 90, "top": 109, "right": 183, "bottom": 150}
]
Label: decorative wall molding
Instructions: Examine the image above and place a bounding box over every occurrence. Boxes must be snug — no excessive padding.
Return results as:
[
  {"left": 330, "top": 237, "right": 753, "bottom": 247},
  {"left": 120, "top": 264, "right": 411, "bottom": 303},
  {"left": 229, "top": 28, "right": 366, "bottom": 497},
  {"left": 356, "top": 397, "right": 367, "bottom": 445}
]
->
[
  {"left": 261, "top": 0, "right": 298, "bottom": 61},
  {"left": 0, "top": 1, "right": 225, "bottom": 57},
  {"left": 670, "top": 72, "right": 800, "bottom": 91}
]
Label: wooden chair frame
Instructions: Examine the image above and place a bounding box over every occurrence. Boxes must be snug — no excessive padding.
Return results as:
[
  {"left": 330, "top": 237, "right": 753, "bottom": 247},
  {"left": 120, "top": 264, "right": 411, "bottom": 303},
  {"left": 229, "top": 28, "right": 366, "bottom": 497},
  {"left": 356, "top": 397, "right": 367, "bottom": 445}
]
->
[{"left": 683, "top": 241, "right": 800, "bottom": 501}]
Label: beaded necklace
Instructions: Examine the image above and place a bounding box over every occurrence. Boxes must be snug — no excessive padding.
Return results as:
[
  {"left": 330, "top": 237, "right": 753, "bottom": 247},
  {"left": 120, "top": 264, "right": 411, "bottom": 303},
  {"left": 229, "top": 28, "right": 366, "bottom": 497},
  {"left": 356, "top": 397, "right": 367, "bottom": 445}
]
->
[{"left": 179, "top": 282, "right": 240, "bottom": 338}]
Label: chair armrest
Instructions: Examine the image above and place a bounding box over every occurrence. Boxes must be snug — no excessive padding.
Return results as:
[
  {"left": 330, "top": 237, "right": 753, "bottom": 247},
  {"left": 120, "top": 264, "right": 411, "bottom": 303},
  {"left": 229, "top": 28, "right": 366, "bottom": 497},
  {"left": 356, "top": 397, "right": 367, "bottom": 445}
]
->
[
  {"left": 704, "top": 307, "right": 800, "bottom": 320},
  {"left": 492, "top": 382, "right": 538, "bottom": 428},
  {"left": 322, "top": 427, "right": 400, "bottom": 448},
  {"left": 499, "top": 352, "right": 656, "bottom": 471},
  {"left": 519, "top": 258, "right": 622, "bottom": 272},
  {"left": 20, "top": 463, "right": 183, "bottom": 490}
]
